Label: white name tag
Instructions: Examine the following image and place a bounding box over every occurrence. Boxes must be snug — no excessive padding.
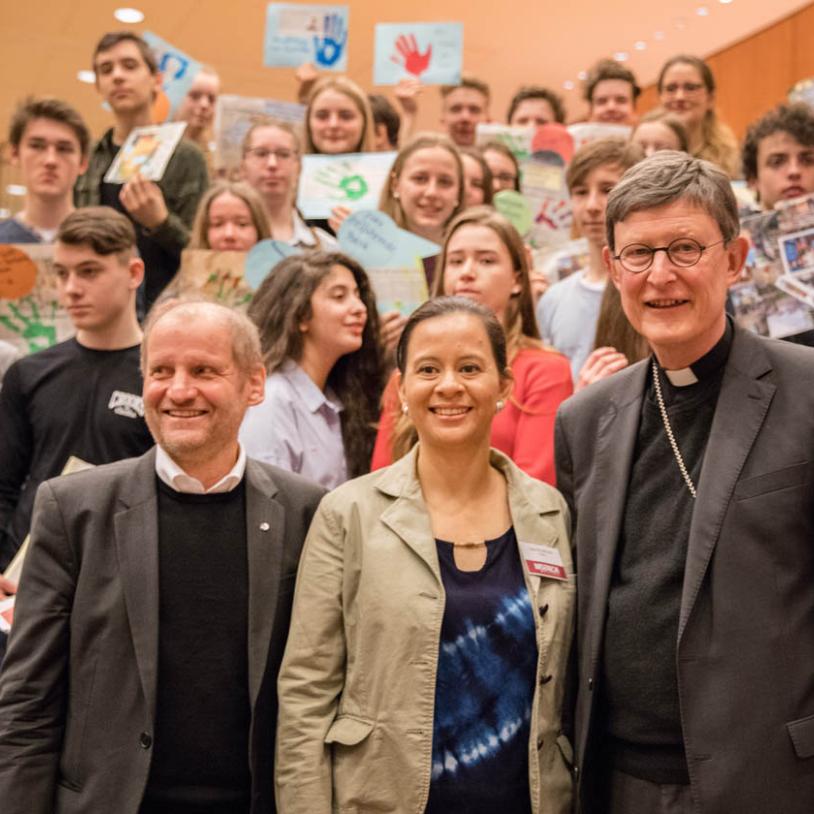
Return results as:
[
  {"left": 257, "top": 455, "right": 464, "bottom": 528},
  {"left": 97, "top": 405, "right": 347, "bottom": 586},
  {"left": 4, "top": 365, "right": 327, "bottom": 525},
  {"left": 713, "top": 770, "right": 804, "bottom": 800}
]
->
[{"left": 519, "top": 541, "right": 567, "bottom": 581}]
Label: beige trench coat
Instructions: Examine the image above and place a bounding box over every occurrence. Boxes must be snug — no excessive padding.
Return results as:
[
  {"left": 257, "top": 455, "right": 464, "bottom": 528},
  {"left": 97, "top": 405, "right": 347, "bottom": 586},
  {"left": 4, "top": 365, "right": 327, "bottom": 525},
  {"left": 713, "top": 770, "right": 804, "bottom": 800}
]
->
[{"left": 276, "top": 446, "right": 575, "bottom": 814}]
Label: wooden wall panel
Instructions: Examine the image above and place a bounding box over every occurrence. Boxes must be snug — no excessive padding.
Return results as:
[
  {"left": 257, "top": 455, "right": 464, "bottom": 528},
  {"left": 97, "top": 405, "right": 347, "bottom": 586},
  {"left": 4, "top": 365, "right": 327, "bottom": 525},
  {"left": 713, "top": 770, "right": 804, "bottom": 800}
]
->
[{"left": 639, "top": 5, "right": 814, "bottom": 139}]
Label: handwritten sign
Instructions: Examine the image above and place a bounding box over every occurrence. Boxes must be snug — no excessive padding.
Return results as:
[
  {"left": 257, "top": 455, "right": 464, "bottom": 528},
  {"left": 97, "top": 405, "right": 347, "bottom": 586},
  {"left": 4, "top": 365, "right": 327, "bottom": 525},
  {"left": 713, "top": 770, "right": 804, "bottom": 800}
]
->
[
  {"left": 298, "top": 151, "right": 396, "bottom": 219},
  {"left": 143, "top": 31, "right": 202, "bottom": 122},
  {"left": 373, "top": 22, "right": 463, "bottom": 86},
  {"left": 0, "top": 245, "right": 72, "bottom": 355},
  {"left": 264, "top": 4, "right": 349, "bottom": 71},
  {"left": 338, "top": 210, "right": 439, "bottom": 270}
]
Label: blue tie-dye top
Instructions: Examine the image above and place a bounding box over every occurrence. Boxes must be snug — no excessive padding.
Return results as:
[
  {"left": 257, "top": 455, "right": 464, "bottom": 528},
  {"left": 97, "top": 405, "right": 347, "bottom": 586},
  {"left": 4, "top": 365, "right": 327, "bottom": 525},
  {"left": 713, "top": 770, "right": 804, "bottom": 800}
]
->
[{"left": 426, "top": 527, "right": 537, "bottom": 814}]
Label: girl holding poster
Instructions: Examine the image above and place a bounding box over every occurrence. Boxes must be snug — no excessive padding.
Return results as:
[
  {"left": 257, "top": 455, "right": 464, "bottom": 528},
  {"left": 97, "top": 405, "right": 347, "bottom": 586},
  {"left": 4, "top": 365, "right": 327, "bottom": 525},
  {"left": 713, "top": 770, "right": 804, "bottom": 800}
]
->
[
  {"left": 304, "top": 76, "right": 376, "bottom": 154},
  {"left": 372, "top": 207, "right": 573, "bottom": 485}
]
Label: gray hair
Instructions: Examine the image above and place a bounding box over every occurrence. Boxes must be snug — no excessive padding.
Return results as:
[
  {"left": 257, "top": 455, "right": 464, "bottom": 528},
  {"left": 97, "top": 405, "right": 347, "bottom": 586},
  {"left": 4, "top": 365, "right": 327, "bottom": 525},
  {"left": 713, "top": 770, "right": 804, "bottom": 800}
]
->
[
  {"left": 141, "top": 295, "right": 263, "bottom": 376},
  {"left": 605, "top": 151, "right": 740, "bottom": 252}
]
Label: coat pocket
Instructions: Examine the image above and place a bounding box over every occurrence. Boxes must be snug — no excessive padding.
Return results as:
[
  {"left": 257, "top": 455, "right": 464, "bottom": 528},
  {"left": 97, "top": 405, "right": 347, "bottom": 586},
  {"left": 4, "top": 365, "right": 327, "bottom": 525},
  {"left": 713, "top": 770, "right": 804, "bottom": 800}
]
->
[
  {"left": 734, "top": 462, "right": 809, "bottom": 500},
  {"left": 787, "top": 712, "right": 814, "bottom": 759},
  {"left": 325, "top": 716, "right": 374, "bottom": 746}
]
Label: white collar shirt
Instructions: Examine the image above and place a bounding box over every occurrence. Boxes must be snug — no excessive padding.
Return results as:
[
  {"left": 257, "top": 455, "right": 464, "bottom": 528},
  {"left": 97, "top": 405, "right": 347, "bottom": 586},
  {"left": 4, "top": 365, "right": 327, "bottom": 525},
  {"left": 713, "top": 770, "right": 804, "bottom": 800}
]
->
[{"left": 154, "top": 444, "right": 247, "bottom": 494}]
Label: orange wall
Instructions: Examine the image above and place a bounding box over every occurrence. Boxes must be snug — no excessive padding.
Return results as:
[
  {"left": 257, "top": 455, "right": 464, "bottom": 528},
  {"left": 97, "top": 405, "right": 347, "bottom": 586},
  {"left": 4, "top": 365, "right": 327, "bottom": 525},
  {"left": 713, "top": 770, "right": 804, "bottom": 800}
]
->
[{"left": 638, "top": 3, "right": 814, "bottom": 138}]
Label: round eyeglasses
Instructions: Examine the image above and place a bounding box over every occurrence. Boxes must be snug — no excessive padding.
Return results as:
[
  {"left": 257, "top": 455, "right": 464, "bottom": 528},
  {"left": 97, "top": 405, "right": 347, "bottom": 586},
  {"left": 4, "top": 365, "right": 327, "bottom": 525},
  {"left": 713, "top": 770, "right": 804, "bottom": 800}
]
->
[{"left": 612, "top": 238, "right": 726, "bottom": 273}]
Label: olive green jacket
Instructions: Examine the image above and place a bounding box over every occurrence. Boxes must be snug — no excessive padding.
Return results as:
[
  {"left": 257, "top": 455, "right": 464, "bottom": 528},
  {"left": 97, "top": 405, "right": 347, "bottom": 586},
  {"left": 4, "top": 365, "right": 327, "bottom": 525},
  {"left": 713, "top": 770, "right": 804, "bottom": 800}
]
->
[{"left": 276, "top": 446, "right": 575, "bottom": 814}]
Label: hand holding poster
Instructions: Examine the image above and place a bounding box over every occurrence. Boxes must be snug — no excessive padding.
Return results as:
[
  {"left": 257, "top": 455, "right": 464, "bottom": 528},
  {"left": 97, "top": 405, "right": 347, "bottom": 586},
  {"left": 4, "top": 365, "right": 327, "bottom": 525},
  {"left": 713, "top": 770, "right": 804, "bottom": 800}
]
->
[
  {"left": 0, "top": 245, "right": 73, "bottom": 356},
  {"left": 143, "top": 31, "right": 202, "bottom": 121},
  {"left": 104, "top": 122, "right": 187, "bottom": 183},
  {"left": 264, "top": 4, "right": 349, "bottom": 71},
  {"left": 374, "top": 23, "right": 463, "bottom": 86},
  {"left": 298, "top": 152, "right": 397, "bottom": 219}
]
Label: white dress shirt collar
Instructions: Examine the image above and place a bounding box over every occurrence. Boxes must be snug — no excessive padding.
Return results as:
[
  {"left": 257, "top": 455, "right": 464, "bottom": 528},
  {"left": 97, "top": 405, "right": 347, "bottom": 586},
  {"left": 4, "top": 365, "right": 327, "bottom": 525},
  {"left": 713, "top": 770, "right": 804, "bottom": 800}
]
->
[{"left": 155, "top": 444, "right": 247, "bottom": 494}]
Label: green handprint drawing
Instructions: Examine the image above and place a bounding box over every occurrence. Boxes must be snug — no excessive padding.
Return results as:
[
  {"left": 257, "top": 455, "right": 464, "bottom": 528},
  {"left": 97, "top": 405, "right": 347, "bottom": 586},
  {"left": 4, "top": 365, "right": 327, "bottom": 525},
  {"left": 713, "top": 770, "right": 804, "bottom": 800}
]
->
[
  {"left": 498, "top": 132, "right": 530, "bottom": 161},
  {"left": 204, "top": 271, "right": 252, "bottom": 309},
  {"left": 314, "top": 162, "right": 369, "bottom": 202},
  {"left": 0, "top": 295, "right": 58, "bottom": 353}
]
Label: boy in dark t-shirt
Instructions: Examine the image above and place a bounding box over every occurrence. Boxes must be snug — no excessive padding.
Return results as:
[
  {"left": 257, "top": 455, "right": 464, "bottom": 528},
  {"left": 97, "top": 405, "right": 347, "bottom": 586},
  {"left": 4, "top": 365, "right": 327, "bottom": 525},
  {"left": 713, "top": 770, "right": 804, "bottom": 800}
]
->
[{"left": 0, "top": 207, "right": 153, "bottom": 576}]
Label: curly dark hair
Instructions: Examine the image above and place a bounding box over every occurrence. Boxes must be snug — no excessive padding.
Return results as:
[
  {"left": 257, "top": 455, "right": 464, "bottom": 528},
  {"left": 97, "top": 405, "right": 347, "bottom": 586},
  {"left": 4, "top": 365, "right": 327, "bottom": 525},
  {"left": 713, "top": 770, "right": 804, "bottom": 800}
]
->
[
  {"left": 248, "top": 251, "right": 385, "bottom": 478},
  {"left": 507, "top": 85, "right": 566, "bottom": 124},
  {"left": 742, "top": 103, "right": 814, "bottom": 181}
]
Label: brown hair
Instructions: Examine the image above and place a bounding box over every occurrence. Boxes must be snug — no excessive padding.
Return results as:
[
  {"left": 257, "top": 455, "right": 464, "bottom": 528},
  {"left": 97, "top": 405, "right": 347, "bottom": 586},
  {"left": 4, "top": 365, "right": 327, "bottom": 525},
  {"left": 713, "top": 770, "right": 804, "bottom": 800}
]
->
[
  {"left": 657, "top": 55, "right": 740, "bottom": 176},
  {"left": 566, "top": 137, "right": 644, "bottom": 192},
  {"left": 742, "top": 103, "right": 814, "bottom": 183},
  {"left": 92, "top": 31, "right": 158, "bottom": 74},
  {"left": 188, "top": 182, "right": 271, "bottom": 249},
  {"left": 459, "top": 147, "right": 494, "bottom": 205},
  {"left": 481, "top": 140, "right": 521, "bottom": 192},
  {"left": 507, "top": 85, "right": 566, "bottom": 125},
  {"left": 440, "top": 75, "right": 491, "bottom": 103},
  {"left": 633, "top": 108, "right": 691, "bottom": 153},
  {"left": 241, "top": 118, "right": 303, "bottom": 157},
  {"left": 584, "top": 58, "right": 641, "bottom": 104},
  {"left": 593, "top": 283, "right": 648, "bottom": 362},
  {"left": 9, "top": 96, "right": 91, "bottom": 157},
  {"left": 433, "top": 206, "right": 539, "bottom": 359},
  {"left": 304, "top": 77, "right": 376, "bottom": 154},
  {"left": 57, "top": 206, "right": 136, "bottom": 258},
  {"left": 248, "top": 251, "right": 385, "bottom": 478},
  {"left": 379, "top": 133, "right": 465, "bottom": 230}
]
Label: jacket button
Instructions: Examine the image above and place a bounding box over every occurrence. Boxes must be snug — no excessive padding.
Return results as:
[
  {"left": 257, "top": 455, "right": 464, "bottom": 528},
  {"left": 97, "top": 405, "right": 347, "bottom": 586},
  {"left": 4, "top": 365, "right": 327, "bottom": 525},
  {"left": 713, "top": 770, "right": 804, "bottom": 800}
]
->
[
  {"left": 537, "top": 736, "right": 545, "bottom": 750},
  {"left": 540, "top": 674, "right": 553, "bottom": 685},
  {"left": 139, "top": 732, "right": 152, "bottom": 749},
  {"left": 588, "top": 678, "right": 594, "bottom": 691},
  {"left": 538, "top": 604, "right": 549, "bottom": 618}
]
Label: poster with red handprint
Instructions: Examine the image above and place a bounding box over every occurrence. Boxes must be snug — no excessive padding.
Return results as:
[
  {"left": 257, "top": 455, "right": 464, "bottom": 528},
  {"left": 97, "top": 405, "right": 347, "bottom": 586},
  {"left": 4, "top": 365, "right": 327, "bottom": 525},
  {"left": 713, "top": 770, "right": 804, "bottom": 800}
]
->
[{"left": 373, "top": 22, "right": 462, "bottom": 86}]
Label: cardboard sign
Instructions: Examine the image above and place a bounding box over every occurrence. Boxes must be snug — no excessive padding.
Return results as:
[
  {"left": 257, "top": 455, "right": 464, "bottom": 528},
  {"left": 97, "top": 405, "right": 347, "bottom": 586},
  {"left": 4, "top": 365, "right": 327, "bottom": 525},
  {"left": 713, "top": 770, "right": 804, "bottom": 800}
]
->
[
  {"left": 0, "top": 245, "right": 73, "bottom": 355},
  {"left": 104, "top": 122, "right": 187, "bottom": 183},
  {"left": 214, "top": 94, "right": 305, "bottom": 177},
  {"left": 298, "top": 152, "right": 397, "bottom": 219},
  {"left": 494, "top": 190, "right": 533, "bottom": 237},
  {"left": 264, "top": 4, "right": 349, "bottom": 71},
  {"left": 373, "top": 22, "right": 463, "bottom": 86},
  {"left": 366, "top": 264, "right": 429, "bottom": 316},
  {"left": 177, "top": 250, "right": 254, "bottom": 309},
  {"left": 476, "top": 124, "right": 534, "bottom": 161}
]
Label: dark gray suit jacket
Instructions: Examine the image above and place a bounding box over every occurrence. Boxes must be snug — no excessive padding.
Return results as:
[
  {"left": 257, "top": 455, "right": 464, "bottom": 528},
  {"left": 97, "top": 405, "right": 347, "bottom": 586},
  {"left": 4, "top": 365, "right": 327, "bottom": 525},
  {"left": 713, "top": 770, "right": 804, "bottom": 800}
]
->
[
  {"left": 555, "top": 325, "right": 814, "bottom": 812},
  {"left": 0, "top": 448, "right": 325, "bottom": 814}
]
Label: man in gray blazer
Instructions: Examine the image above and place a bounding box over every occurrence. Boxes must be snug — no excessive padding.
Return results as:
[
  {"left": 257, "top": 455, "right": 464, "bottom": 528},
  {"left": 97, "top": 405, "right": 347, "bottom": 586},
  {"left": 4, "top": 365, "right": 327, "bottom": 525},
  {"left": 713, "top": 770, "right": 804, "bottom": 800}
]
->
[
  {"left": 555, "top": 152, "right": 814, "bottom": 813},
  {"left": 0, "top": 298, "right": 325, "bottom": 814}
]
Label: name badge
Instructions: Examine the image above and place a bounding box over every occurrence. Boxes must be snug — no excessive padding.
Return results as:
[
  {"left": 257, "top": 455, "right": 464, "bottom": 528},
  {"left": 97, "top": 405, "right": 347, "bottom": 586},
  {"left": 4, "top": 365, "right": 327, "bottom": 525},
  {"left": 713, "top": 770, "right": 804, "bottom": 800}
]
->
[{"left": 519, "top": 541, "right": 567, "bottom": 581}]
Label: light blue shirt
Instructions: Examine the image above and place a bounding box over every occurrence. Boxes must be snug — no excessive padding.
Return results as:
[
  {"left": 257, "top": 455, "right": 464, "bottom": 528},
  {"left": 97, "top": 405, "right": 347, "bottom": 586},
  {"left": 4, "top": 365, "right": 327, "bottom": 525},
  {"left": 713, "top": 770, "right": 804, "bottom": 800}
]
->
[
  {"left": 239, "top": 360, "right": 347, "bottom": 490},
  {"left": 535, "top": 270, "right": 606, "bottom": 380}
]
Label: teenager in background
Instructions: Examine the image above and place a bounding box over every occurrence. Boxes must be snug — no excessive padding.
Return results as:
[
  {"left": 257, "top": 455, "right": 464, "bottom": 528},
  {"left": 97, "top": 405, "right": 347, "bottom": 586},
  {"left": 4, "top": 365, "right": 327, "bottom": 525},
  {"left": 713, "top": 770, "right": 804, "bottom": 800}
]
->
[
  {"left": 630, "top": 109, "right": 690, "bottom": 157},
  {"left": 187, "top": 181, "right": 270, "bottom": 252}
]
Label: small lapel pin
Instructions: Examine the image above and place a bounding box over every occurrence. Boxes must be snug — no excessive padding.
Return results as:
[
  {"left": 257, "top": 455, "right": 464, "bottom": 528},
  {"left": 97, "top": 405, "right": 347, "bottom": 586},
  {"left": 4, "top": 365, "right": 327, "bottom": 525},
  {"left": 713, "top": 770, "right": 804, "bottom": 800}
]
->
[{"left": 259, "top": 522, "right": 270, "bottom": 532}]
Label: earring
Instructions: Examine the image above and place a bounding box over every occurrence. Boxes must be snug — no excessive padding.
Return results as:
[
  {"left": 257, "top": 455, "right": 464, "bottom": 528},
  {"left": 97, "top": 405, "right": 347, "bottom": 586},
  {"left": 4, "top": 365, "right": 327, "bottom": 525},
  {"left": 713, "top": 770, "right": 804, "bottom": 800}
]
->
[
  {"left": 393, "top": 191, "right": 400, "bottom": 200},
  {"left": 401, "top": 402, "right": 409, "bottom": 415},
  {"left": 496, "top": 400, "right": 505, "bottom": 412}
]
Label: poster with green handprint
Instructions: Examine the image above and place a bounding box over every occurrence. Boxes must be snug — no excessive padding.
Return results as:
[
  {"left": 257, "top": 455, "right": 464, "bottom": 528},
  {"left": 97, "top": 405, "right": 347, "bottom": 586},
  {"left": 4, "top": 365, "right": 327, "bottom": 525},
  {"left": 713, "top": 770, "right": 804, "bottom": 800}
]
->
[
  {"left": 177, "top": 250, "right": 254, "bottom": 310},
  {"left": 298, "top": 151, "right": 397, "bottom": 219},
  {"left": 0, "top": 244, "right": 73, "bottom": 356}
]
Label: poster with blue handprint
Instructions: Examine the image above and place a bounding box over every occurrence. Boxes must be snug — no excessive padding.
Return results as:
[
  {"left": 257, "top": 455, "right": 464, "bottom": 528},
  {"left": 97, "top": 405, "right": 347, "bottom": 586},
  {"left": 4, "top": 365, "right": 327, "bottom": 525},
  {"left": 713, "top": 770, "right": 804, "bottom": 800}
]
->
[
  {"left": 373, "top": 22, "right": 462, "bottom": 86},
  {"left": 0, "top": 245, "right": 73, "bottom": 357},
  {"left": 264, "top": 4, "right": 349, "bottom": 72},
  {"left": 143, "top": 31, "right": 203, "bottom": 121}
]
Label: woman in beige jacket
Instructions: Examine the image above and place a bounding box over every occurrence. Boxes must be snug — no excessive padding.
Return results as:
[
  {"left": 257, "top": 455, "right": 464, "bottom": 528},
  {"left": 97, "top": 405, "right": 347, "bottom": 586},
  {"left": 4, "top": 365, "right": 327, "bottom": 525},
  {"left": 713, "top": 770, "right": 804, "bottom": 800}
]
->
[{"left": 276, "top": 297, "right": 575, "bottom": 814}]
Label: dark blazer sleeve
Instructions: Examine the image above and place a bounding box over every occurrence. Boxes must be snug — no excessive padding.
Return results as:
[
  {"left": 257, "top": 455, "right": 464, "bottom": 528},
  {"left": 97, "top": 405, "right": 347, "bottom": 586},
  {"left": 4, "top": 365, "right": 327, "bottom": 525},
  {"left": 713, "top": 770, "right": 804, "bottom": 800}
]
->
[
  {"left": 0, "top": 480, "right": 78, "bottom": 813},
  {"left": 554, "top": 407, "right": 577, "bottom": 540}
]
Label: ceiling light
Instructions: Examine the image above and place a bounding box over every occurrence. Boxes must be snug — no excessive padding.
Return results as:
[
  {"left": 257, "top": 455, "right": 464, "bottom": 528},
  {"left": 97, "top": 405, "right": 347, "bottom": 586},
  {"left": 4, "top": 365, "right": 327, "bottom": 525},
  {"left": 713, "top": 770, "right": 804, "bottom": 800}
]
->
[
  {"left": 634, "top": 41, "right": 647, "bottom": 51},
  {"left": 654, "top": 30, "right": 666, "bottom": 40},
  {"left": 114, "top": 8, "right": 144, "bottom": 23},
  {"left": 614, "top": 52, "right": 629, "bottom": 62},
  {"left": 77, "top": 70, "right": 96, "bottom": 84},
  {"left": 563, "top": 80, "right": 575, "bottom": 91},
  {"left": 697, "top": 6, "right": 710, "bottom": 15},
  {"left": 719, "top": 0, "right": 734, "bottom": 4},
  {"left": 577, "top": 71, "right": 588, "bottom": 81},
  {"left": 6, "top": 184, "right": 27, "bottom": 197}
]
